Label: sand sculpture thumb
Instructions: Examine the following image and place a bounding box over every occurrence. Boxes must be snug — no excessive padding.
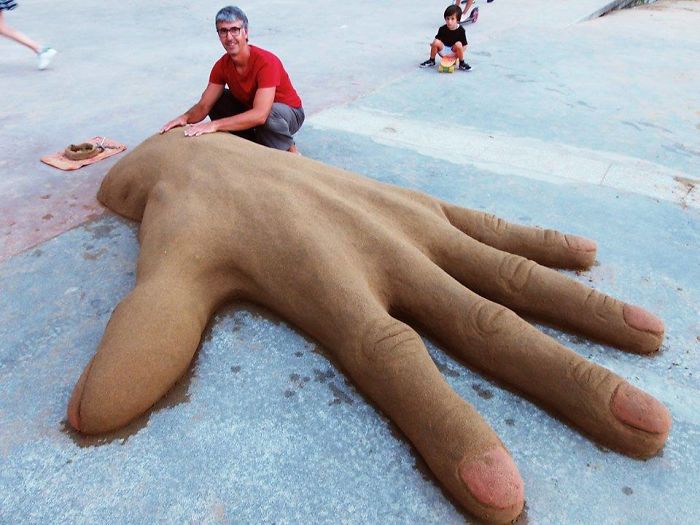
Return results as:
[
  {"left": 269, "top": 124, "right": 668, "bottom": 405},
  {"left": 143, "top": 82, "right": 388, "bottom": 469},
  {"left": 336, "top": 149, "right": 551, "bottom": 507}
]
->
[{"left": 67, "top": 130, "right": 671, "bottom": 524}]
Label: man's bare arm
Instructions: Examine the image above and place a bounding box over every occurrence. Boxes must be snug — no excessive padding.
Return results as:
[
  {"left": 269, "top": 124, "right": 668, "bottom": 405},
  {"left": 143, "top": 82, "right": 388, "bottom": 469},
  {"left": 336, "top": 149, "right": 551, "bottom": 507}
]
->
[
  {"left": 210, "top": 87, "right": 275, "bottom": 132},
  {"left": 160, "top": 83, "right": 225, "bottom": 134},
  {"left": 183, "top": 87, "right": 276, "bottom": 137}
]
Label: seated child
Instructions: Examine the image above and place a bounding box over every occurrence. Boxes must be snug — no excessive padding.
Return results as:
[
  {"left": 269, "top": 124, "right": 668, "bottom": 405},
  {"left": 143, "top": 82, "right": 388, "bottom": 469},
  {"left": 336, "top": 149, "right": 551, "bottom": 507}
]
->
[{"left": 419, "top": 4, "right": 471, "bottom": 71}]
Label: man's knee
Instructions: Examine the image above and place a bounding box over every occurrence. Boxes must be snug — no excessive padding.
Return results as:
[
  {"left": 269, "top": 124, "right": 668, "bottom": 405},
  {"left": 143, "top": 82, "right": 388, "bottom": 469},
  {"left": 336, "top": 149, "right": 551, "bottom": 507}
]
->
[
  {"left": 262, "top": 109, "right": 291, "bottom": 135},
  {"left": 257, "top": 104, "right": 303, "bottom": 149}
]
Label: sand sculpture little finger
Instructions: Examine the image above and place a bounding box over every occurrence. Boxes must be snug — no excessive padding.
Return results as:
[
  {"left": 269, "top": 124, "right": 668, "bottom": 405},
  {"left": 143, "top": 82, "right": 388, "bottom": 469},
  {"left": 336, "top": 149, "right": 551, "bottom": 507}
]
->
[{"left": 67, "top": 131, "right": 672, "bottom": 524}]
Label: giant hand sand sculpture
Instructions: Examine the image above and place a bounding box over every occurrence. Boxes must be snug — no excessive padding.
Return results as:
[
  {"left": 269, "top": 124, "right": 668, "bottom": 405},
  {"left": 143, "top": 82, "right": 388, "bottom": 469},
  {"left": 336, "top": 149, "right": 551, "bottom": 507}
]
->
[{"left": 67, "top": 131, "right": 671, "bottom": 524}]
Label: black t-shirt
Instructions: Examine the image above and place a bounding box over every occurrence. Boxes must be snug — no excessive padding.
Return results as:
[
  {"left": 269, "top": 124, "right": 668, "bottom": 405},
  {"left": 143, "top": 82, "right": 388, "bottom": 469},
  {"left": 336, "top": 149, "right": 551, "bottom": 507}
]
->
[{"left": 435, "top": 24, "right": 467, "bottom": 47}]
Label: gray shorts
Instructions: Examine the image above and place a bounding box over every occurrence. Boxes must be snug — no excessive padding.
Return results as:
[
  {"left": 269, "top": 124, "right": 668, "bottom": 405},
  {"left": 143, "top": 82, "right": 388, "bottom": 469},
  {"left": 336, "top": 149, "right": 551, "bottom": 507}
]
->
[
  {"left": 257, "top": 103, "right": 305, "bottom": 151},
  {"left": 208, "top": 89, "right": 305, "bottom": 151}
]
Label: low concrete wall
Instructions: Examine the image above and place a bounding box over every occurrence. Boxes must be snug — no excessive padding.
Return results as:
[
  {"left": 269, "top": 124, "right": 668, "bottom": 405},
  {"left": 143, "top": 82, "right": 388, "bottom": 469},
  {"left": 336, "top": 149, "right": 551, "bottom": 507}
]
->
[{"left": 583, "top": 0, "right": 657, "bottom": 20}]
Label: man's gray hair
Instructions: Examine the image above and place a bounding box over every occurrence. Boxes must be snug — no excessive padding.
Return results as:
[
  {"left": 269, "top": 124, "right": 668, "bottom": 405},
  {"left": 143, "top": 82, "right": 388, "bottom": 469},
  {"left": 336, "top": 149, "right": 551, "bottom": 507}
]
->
[{"left": 215, "top": 6, "right": 248, "bottom": 30}]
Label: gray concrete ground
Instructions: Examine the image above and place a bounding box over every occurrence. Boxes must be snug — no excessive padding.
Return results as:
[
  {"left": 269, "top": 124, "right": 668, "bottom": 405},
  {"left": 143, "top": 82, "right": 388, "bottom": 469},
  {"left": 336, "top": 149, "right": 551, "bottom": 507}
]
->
[{"left": 1, "top": 1, "right": 699, "bottom": 523}]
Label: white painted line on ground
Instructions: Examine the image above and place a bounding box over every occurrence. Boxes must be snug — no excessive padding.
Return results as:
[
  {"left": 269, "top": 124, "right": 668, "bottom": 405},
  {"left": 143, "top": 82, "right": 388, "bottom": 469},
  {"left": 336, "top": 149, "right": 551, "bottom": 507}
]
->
[{"left": 309, "top": 106, "right": 698, "bottom": 208}]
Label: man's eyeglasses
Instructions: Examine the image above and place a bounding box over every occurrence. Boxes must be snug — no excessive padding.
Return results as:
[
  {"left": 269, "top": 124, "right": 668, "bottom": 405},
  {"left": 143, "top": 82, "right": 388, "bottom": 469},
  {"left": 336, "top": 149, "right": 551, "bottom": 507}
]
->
[{"left": 217, "top": 26, "right": 243, "bottom": 38}]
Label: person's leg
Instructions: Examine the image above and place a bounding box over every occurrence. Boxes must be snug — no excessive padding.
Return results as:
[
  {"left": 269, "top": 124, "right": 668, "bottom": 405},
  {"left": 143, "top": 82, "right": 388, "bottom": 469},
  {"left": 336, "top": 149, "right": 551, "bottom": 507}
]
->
[
  {"left": 0, "top": 10, "right": 42, "bottom": 53},
  {"left": 256, "top": 103, "right": 305, "bottom": 152},
  {"left": 420, "top": 39, "right": 443, "bottom": 67},
  {"left": 432, "top": 39, "right": 444, "bottom": 59},
  {"left": 453, "top": 42, "right": 465, "bottom": 61},
  {"left": 208, "top": 89, "right": 257, "bottom": 142},
  {"left": 453, "top": 42, "right": 471, "bottom": 71}
]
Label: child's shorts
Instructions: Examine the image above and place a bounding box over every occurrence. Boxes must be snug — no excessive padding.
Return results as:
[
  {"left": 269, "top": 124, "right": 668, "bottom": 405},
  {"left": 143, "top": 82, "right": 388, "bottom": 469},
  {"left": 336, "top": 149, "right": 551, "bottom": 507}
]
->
[{"left": 438, "top": 45, "right": 457, "bottom": 58}]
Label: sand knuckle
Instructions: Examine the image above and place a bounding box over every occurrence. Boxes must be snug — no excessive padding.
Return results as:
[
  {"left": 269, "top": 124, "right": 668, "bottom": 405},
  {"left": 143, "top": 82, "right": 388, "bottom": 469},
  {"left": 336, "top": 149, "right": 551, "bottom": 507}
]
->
[
  {"left": 382, "top": 186, "right": 446, "bottom": 224},
  {"left": 498, "top": 254, "right": 535, "bottom": 293},
  {"left": 466, "top": 300, "right": 512, "bottom": 338},
  {"left": 361, "top": 318, "right": 421, "bottom": 369},
  {"left": 570, "top": 359, "right": 611, "bottom": 396},
  {"left": 583, "top": 288, "right": 618, "bottom": 323},
  {"left": 541, "top": 228, "right": 565, "bottom": 246},
  {"left": 482, "top": 213, "right": 507, "bottom": 234},
  {"left": 426, "top": 401, "right": 465, "bottom": 448},
  {"left": 420, "top": 196, "right": 448, "bottom": 219}
]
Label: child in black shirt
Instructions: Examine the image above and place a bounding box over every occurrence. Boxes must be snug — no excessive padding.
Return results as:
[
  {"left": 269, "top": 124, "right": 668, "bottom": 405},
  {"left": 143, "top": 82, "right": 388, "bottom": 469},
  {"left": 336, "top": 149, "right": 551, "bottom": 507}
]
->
[{"left": 419, "top": 4, "right": 471, "bottom": 71}]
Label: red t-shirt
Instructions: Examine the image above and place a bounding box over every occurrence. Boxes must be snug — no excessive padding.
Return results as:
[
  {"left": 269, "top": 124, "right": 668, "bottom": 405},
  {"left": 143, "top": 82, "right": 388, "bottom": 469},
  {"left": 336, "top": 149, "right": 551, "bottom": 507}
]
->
[{"left": 209, "top": 45, "right": 302, "bottom": 109}]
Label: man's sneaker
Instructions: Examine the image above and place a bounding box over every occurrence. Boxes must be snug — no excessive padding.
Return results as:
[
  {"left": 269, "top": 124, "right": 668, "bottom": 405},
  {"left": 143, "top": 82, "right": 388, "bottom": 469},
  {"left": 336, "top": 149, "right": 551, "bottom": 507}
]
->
[
  {"left": 419, "top": 58, "right": 436, "bottom": 68},
  {"left": 37, "top": 47, "right": 57, "bottom": 70},
  {"left": 459, "top": 61, "right": 472, "bottom": 71}
]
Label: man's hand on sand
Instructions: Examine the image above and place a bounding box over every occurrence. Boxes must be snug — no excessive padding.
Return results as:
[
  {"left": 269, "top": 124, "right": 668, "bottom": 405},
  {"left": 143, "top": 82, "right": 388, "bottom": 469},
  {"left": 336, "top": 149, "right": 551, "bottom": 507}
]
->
[
  {"left": 159, "top": 115, "right": 188, "bottom": 134},
  {"left": 183, "top": 122, "right": 217, "bottom": 137}
]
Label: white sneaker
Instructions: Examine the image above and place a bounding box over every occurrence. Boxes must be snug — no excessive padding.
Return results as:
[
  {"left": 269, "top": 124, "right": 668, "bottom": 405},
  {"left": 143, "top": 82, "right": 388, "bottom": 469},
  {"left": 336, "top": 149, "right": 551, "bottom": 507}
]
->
[{"left": 37, "top": 48, "right": 57, "bottom": 70}]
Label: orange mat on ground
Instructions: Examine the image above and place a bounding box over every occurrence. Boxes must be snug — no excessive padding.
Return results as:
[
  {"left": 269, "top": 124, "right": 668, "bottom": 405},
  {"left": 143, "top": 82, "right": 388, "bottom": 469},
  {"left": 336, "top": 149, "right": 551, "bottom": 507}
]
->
[{"left": 41, "top": 136, "right": 127, "bottom": 171}]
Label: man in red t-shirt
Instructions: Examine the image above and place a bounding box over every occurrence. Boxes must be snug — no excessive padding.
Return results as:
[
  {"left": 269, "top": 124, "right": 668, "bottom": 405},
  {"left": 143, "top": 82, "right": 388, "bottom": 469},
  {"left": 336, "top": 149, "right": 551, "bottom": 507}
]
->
[{"left": 160, "top": 6, "right": 304, "bottom": 153}]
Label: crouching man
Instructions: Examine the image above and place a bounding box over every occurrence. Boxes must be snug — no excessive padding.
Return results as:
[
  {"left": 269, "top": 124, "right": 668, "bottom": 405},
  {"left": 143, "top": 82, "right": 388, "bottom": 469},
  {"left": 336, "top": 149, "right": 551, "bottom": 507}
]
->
[{"left": 161, "top": 5, "right": 304, "bottom": 153}]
